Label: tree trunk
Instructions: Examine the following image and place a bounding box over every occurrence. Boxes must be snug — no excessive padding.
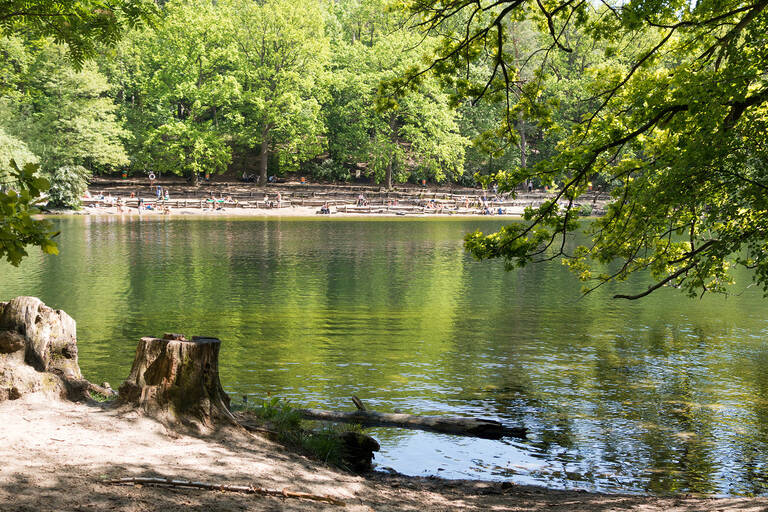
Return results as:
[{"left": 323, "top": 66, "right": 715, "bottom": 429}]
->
[
  {"left": 258, "top": 129, "right": 270, "bottom": 187},
  {"left": 511, "top": 32, "right": 528, "bottom": 171},
  {"left": 386, "top": 113, "right": 397, "bottom": 190},
  {"left": 117, "top": 334, "right": 235, "bottom": 432},
  {"left": 518, "top": 113, "right": 527, "bottom": 169},
  {"left": 298, "top": 408, "right": 526, "bottom": 440}
]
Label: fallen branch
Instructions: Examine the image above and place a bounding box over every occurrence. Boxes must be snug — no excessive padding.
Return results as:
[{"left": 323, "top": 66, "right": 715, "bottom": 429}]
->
[
  {"left": 298, "top": 407, "right": 526, "bottom": 440},
  {"left": 103, "top": 477, "right": 346, "bottom": 507}
]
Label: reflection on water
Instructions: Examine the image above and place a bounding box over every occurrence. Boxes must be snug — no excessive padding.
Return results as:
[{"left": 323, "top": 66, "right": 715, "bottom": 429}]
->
[{"left": 2, "top": 215, "right": 768, "bottom": 495}]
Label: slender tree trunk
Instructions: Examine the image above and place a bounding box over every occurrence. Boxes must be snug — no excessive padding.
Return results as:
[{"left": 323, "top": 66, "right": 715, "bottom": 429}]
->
[
  {"left": 259, "top": 128, "right": 270, "bottom": 187},
  {"left": 518, "top": 113, "right": 527, "bottom": 169},
  {"left": 386, "top": 113, "right": 397, "bottom": 190},
  {"left": 511, "top": 30, "right": 528, "bottom": 171}
]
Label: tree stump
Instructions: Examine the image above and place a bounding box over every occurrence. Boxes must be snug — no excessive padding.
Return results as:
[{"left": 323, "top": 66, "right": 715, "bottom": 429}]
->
[
  {"left": 117, "top": 334, "right": 236, "bottom": 431},
  {"left": 0, "top": 296, "right": 80, "bottom": 376},
  {"left": 0, "top": 297, "right": 83, "bottom": 401}
]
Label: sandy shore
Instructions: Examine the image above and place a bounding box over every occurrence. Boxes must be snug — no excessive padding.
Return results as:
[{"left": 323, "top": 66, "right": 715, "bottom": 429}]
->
[
  {"left": 63, "top": 203, "right": 525, "bottom": 219},
  {"left": 2, "top": 394, "right": 767, "bottom": 511}
]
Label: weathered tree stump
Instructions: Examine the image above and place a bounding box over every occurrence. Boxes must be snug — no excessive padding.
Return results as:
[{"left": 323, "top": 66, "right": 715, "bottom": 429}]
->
[
  {"left": 0, "top": 297, "right": 91, "bottom": 401},
  {"left": 117, "top": 334, "right": 236, "bottom": 431},
  {"left": 0, "top": 296, "right": 80, "bottom": 375}
]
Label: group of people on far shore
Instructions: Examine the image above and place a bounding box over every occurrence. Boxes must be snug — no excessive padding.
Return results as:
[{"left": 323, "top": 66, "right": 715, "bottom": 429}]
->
[{"left": 84, "top": 188, "right": 174, "bottom": 215}]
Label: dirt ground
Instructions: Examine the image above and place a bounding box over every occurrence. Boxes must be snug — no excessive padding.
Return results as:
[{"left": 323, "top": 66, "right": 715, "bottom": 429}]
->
[{"left": 2, "top": 395, "right": 767, "bottom": 512}]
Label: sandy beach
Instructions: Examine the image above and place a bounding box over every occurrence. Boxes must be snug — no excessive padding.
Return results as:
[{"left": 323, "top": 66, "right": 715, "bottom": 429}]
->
[
  {"left": 65, "top": 203, "right": 527, "bottom": 219},
  {"left": 3, "top": 394, "right": 768, "bottom": 512}
]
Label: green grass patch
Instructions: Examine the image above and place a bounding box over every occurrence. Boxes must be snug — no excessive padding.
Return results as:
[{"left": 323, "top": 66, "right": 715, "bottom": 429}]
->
[
  {"left": 89, "top": 390, "right": 116, "bottom": 402},
  {"left": 233, "top": 396, "right": 366, "bottom": 469}
]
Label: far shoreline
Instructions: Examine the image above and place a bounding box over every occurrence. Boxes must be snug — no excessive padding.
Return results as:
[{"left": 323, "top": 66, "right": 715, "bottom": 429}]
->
[{"left": 46, "top": 204, "right": 528, "bottom": 219}]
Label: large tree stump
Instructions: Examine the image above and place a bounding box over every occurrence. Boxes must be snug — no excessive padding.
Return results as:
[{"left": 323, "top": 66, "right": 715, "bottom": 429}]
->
[
  {"left": 0, "top": 296, "right": 80, "bottom": 376},
  {"left": 0, "top": 297, "right": 85, "bottom": 401},
  {"left": 117, "top": 334, "right": 236, "bottom": 431}
]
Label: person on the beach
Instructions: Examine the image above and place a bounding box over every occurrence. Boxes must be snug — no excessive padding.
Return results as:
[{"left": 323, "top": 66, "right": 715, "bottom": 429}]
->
[
  {"left": 276, "top": 191, "right": 282, "bottom": 207},
  {"left": 156, "top": 185, "right": 162, "bottom": 200},
  {"left": 164, "top": 189, "right": 170, "bottom": 201}
]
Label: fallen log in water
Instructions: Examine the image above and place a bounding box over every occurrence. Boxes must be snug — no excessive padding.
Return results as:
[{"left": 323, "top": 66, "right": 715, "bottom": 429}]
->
[{"left": 298, "top": 408, "right": 526, "bottom": 440}]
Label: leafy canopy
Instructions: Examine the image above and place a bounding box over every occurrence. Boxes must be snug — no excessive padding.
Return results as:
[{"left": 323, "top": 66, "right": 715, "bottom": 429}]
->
[
  {"left": 0, "top": 0, "right": 157, "bottom": 67},
  {"left": 403, "top": 0, "right": 768, "bottom": 298},
  {"left": 0, "top": 0, "right": 155, "bottom": 264},
  {"left": 0, "top": 161, "right": 57, "bottom": 265}
]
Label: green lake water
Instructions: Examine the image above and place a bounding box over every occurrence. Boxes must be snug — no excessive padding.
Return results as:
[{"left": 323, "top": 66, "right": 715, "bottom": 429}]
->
[{"left": 2, "top": 215, "right": 768, "bottom": 495}]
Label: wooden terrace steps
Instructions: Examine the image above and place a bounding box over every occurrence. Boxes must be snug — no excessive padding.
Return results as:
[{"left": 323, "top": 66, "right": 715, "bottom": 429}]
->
[{"left": 86, "top": 178, "right": 609, "bottom": 214}]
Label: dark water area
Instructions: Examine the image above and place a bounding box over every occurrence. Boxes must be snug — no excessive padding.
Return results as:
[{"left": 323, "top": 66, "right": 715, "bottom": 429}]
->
[{"left": 2, "top": 215, "right": 768, "bottom": 495}]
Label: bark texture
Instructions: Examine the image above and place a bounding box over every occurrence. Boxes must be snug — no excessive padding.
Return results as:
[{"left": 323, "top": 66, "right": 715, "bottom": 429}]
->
[
  {"left": 0, "top": 296, "right": 91, "bottom": 402},
  {"left": 117, "top": 334, "right": 235, "bottom": 431}
]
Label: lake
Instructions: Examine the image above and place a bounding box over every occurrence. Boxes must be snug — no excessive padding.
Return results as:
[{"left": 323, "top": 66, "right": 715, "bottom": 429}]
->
[{"left": 2, "top": 215, "right": 768, "bottom": 495}]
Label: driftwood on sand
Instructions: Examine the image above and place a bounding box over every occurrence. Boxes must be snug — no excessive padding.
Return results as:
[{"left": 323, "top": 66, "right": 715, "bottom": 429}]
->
[
  {"left": 299, "top": 400, "right": 526, "bottom": 440},
  {"left": 104, "top": 477, "right": 346, "bottom": 507}
]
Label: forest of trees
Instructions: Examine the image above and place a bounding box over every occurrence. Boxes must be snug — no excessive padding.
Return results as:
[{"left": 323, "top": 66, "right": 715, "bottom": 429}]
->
[{"left": 0, "top": 0, "right": 605, "bottom": 192}]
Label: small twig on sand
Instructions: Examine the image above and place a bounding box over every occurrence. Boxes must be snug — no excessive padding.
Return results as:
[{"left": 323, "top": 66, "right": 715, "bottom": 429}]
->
[{"left": 103, "top": 477, "right": 346, "bottom": 507}]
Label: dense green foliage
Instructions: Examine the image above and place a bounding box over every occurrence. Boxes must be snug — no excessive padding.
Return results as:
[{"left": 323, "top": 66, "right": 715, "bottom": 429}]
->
[
  {"left": 403, "top": 0, "right": 768, "bottom": 298},
  {"left": 46, "top": 165, "right": 91, "bottom": 209},
  {"left": 0, "top": 0, "right": 509, "bottom": 197},
  {"left": 0, "top": 0, "right": 156, "bottom": 67},
  {"left": 0, "top": 161, "right": 56, "bottom": 265},
  {"left": 106, "top": 0, "right": 469, "bottom": 185},
  {"left": 0, "top": 0, "right": 151, "bottom": 264}
]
